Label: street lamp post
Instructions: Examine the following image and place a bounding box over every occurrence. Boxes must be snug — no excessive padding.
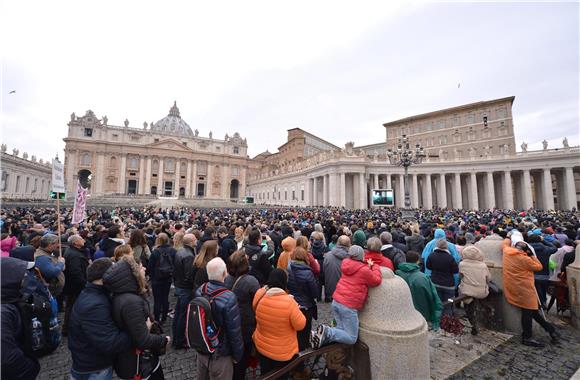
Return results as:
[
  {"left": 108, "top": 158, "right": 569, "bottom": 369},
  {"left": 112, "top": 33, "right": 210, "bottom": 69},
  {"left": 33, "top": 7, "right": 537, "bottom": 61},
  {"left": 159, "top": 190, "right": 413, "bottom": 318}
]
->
[{"left": 387, "top": 134, "right": 426, "bottom": 218}]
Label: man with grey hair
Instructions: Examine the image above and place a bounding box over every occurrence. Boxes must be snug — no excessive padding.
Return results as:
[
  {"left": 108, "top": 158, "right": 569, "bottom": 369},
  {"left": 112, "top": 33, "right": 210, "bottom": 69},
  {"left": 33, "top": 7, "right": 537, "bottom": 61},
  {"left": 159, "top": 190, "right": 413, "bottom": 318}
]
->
[
  {"left": 380, "top": 231, "right": 406, "bottom": 270},
  {"left": 194, "top": 257, "right": 243, "bottom": 379},
  {"left": 62, "top": 234, "right": 89, "bottom": 335},
  {"left": 34, "top": 233, "right": 65, "bottom": 297},
  {"left": 323, "top": 235, "right": 351, "bottom": 301},
  {"left": 172, "top": 233, "right": 197, "bottom": 349},
  {"left": 365, "top": 236, "right": 394, "bottom": 270}
]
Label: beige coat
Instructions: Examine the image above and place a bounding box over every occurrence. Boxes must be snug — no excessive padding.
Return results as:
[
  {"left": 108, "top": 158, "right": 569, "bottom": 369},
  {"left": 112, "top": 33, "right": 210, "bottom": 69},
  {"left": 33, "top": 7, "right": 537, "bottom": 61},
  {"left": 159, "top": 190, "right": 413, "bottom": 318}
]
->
[{"left": 459, "top": 246, "right": 490, "bottom": 299}]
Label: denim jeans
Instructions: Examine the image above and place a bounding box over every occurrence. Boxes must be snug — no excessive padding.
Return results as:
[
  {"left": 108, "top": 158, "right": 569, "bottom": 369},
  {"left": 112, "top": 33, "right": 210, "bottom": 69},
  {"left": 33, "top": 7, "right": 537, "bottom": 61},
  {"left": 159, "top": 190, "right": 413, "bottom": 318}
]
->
[
  {"left": 435, "top": 286, "right": 455, "bottom": 316},
  {"left": 70, "top": 367, "right": 113, "bottom": 380},
  {"left": 152, "top": 280, "right": 172, "bottom": 322},
  {"left": 534, "top": 274, "right": 549, "bottom": 308},
  {"left": 324, "top": 300, "right": 358, "bottom": 345},
  {"left": 172, "top": 287, "right": 193, "bottom": 347}
]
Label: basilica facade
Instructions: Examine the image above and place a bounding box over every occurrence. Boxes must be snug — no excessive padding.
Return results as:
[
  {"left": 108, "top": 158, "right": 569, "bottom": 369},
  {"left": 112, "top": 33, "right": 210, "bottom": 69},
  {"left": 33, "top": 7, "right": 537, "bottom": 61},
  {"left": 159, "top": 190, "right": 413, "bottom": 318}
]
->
[{"left": 63, "top": 102, "right": 250, "bottom": 200}]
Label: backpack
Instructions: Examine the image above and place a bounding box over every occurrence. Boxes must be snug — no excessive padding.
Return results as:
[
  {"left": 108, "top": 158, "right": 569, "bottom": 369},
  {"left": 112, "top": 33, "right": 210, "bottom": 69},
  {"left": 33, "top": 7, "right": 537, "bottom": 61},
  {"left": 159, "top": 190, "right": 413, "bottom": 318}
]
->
[
  {"left": 17, "top": 268, "right": 61, "bottom": 358},
  {"left": 185, "top": 283, "right": 230, "bottom": 355},
  {"left": 157, "top": 249, "right": 174, "bottom": 280}
]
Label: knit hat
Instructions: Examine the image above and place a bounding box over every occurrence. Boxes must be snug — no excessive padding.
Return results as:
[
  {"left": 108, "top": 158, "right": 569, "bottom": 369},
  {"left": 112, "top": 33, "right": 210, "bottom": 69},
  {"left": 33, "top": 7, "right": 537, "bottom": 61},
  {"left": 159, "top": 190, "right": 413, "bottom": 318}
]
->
[
  {"left": 266, "top": 268, "right": 288, "bottom": 290},
  {"left": 87, "top": 258, "right": 114, "bottom": 283},
  {"left": 348, "top": 245, "right": 365, "bottom": 262},
  {"left": 353, "top": 230, "right": 367, "bottom": 248}
]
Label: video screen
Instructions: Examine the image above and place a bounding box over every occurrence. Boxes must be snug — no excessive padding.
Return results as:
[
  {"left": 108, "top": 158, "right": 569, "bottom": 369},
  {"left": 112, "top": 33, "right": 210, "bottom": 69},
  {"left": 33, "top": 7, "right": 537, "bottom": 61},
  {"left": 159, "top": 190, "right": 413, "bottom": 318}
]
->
[{"left": 372, "top": 189, "right": 394, "bottom": 206}]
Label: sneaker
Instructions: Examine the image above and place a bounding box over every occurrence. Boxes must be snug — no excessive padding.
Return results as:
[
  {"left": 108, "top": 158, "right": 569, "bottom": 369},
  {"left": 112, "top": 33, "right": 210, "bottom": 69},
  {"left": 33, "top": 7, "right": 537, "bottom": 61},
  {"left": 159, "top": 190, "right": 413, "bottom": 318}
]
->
[
  {"left": 471, "top": 326, "right": 479, "bottom": 336},
  {"left": 521, "top": 338, "right": 545, "bottom": 348},
  {"left": 550, "top": 331, "right": 561, "bottom": 344},
  {"left": 312, "top": 324, "right": 328, "bottom": 349}
]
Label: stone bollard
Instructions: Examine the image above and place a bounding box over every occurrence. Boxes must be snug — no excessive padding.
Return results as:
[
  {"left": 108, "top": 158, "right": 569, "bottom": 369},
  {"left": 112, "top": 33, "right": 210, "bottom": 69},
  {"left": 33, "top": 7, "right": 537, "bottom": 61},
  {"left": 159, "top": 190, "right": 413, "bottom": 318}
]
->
[
  {"left": 567, "top": 244, "right": 580, "bottom": 329},
  {"left": 358, "top": 267, "right": 429, "bottom": 380}
]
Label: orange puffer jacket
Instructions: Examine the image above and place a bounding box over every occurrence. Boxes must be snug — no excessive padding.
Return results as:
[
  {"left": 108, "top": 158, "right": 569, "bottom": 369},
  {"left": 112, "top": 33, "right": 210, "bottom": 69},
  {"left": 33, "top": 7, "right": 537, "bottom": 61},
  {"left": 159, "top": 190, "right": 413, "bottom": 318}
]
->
[
  {"left": 252, "top": 286, "right": 306, "bottom": 361},
  {"left": 502, "top": 239, "right": 543, "bottom": 310}
]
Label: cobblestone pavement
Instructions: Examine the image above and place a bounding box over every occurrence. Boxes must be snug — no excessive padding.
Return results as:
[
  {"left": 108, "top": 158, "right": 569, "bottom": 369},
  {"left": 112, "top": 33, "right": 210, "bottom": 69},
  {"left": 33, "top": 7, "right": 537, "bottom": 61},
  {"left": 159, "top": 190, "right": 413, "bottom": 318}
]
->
[{"left": 38, "top": 290, "right": 580, "bottom": 380}]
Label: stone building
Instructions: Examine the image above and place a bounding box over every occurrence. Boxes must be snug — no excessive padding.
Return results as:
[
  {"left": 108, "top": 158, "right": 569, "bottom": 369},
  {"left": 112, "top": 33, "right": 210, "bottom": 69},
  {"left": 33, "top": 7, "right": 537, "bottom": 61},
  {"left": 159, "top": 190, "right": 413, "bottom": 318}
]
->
[
  {"left": 0, "top": 144, "right": 52, "bottom": 200},
  {"left": 63, "top": 102, "right": 251, "bottom": 200},
  {"left": 247, "top": 96, "right": 580, "bottom": 210}
]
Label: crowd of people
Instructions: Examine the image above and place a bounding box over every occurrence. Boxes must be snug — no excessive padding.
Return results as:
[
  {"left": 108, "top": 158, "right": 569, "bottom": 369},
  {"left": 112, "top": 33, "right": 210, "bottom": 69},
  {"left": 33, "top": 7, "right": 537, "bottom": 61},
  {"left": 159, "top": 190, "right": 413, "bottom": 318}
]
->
[{"left": 1, "top": 205, "right": 578, "bottom": 379}]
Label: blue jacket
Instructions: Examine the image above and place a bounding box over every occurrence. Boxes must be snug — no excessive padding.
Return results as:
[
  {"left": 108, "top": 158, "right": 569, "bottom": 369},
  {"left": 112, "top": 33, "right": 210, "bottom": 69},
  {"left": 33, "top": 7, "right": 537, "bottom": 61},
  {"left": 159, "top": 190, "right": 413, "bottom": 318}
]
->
[
  {"left": 68, "top": 283, "right": 132, "bottom": 373},
  {"left": 195, "top": 280, "right": 244, "bottom": 362},
  {"left": 287, "top": 260, "right": 318, "bottom": 309},
  {"left": 422, "top": 229, "right": 461, "bottom": 286},
  {"left": 530, "top": 241, "right": 557, "bottom": 276}
]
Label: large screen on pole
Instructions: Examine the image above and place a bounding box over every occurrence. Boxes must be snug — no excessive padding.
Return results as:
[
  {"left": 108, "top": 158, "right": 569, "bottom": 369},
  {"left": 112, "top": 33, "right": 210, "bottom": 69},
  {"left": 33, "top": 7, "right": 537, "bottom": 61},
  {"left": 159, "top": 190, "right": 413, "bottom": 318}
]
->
[{"left": 372, "top": 189, "right": 394, "bottom": 206}]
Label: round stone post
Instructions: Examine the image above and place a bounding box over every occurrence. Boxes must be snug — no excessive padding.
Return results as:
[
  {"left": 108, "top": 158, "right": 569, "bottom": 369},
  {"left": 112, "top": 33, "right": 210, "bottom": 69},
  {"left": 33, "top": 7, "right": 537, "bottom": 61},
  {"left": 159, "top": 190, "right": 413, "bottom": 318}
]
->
[{"left": 358, "top": 267, "right": 429, "bottom": 379}]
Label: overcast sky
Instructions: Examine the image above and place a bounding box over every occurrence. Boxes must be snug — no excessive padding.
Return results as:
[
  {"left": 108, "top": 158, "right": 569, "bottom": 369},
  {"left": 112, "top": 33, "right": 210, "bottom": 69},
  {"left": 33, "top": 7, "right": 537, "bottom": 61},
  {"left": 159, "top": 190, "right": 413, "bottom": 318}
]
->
[{"left": 1, "top": 1, "right": 578, "bottom": 161}]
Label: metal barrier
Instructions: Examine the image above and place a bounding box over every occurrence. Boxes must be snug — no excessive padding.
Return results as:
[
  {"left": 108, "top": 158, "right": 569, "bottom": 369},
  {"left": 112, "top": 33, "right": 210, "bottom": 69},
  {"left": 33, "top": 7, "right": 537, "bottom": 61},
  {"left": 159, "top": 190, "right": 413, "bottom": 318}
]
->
[{"left": 257, "top": 341, "right": 371, "bottom": 380}]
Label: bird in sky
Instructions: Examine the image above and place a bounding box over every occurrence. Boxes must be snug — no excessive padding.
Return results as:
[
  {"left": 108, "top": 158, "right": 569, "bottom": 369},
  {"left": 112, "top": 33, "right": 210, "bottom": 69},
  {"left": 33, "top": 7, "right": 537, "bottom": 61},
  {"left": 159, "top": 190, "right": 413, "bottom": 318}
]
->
[{"left": 9, "top": 90, "right": 16, "bottom": 94}]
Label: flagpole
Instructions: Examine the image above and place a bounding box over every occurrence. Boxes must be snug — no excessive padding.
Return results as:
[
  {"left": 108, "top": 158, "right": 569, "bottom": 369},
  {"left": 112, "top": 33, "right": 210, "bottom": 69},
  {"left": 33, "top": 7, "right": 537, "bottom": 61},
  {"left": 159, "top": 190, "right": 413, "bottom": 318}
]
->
[{"left": 56, "top": 195, "right": 62, "bottom": 258}]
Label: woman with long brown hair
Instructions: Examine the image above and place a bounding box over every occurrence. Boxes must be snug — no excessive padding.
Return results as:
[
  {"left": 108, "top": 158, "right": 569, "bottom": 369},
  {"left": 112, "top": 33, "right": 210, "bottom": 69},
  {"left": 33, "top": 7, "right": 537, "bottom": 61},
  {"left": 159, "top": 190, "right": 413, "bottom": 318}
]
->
[
  {"left": 192, "top": 240, "right": 218, "bottom": 290},
  {"left": 128, "top": 229, "right": 151, "bottom": 265}
]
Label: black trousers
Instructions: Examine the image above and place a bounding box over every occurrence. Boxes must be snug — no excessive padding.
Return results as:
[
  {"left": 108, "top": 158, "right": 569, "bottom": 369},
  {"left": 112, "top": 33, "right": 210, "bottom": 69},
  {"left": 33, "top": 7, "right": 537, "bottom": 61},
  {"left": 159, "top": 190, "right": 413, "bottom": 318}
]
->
[
  {"left": 465, "top": 299, "right": 478, "bottom": 330},
  {"left": 521, "top": 307, "right": 555, "bottom": 339},
  {"left": 63, "top": 292, "right": 80, "bottom": 334},
  {"left": 258, "top": 353, "right": 292, "bottom": 380}
]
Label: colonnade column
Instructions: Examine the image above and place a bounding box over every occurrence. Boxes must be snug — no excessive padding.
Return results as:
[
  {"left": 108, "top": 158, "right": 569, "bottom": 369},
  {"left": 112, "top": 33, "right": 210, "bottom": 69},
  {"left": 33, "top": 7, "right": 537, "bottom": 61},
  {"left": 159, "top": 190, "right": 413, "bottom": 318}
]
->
[
  {"left": 397, "top": 174, "right": 405, "bottom": 207},
  {"left": 469, "top": 172, "right": 478, "bottom": 210},
  {"left": 453, "top": 173, "right": 462, "bottom": 209},
  {"left": 373, "top": 174, "right": 379, "bottom": 190},
  {"left": 138, "top": 157, "right": 146, "bottom": 194},
  {"left": 322, "top": 175, "right": 328, "bottom": 206},
  {"left": 411, "top": 174, "right": 419, "bottom": 208},
  {"left": 157, "top": 159, "right": 164, "bottom": 196},
  {"left": 185, "top": 161, "right": 192, "bottom": 198},
  {"left": 542, "top": 169, "right": 554, "bottom": 210},
  {"left": 118, "top": 154, "right": 127, "bottom": 194},
  {"left": 424, "top": 174, "right": 433, "bottom": 209},
  {"left": 503, "top": 171, "right": 514, "bottom": 209},
  {"left": 521, "top": 170, "right": 533, "bottom": 210},
  {"left": 564, "top": 167, "right": 577, "bottom": 210},
  {"left": 386, "top": 174, "right": 392, "bottom": 189},
  {"left": 192, "top": 161, "right": 198, "bottom": 197},
  {"left": 305, "top": 177, "right": 312, "bottom": 206},
  {"left": 438, "top": 174, "right": 447, "bottom": 209},
  {"left": 144, "top": 157, "right": 152, "bottom": 196},
  {"left": 329, "top": 173, "right": 338, "bottom": 206},
  {"left": 359, "top": 173, "right": 367, "bottom": 209},
  {"left": 486, "top": 172, "right": 495, "bottom": 209},
  {"left": 340, "top": 173, "right": 346, "bottom": 207},
  {"left": 175, "top": 160, "right": 182, "bottom": 197}
]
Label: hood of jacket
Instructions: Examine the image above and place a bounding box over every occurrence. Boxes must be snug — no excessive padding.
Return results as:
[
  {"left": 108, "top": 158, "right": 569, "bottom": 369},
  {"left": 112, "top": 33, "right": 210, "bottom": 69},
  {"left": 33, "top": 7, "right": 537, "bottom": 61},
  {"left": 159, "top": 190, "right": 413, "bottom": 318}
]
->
[
  {"left": 103, "top": 259, "right": 139, "bottom": 294},
  {"left": 281, "top": 237, "right": 296, "bottom": 252},
  {"left": 462, "top": 246, "right": 484, "bottom": 261},
  {"left": 245, "top": 244, "right": 263, "bottom": 256},
  {"left": 434, "top": 229, "right": 445, "bottom": 240},
  {"left": 1, "top": 257, "right": 29, "bottom": 303},
  {"left": 341, "top": 258, "right": 366, "bottom": 276},
  {"left": 311, "top": 240, "right": 326, "bottom": 254},
  {"left": 330, "top": 245, "right": 350, "bottom": 260},
  {"left": 397, "top": 262, "right": 420, "bottom": 273}
]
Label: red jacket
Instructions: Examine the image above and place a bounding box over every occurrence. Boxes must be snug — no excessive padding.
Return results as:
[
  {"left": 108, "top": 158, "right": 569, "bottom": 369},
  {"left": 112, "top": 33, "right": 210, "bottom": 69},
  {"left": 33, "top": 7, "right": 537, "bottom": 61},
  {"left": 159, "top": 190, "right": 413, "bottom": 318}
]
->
[
  {"left": 364, "top": 250, "right": 394, "bottom": 271},
  {"left": 333, "top": 258, "right": 382, "bottom": 310}
]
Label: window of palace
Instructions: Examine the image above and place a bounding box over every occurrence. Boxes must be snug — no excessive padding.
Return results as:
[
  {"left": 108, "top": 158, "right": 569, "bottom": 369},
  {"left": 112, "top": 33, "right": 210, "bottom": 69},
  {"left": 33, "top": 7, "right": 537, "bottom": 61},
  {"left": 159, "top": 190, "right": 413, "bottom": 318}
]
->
[
  {"left": 182, "top": 142, "right": 187, "bottom": 147},
  {"left": 301, "top": 189, "right": 304, "bottom": 201},
  {"left": 84, "top": 128, "right": 93, "bottom": 137},
  {"left": 112, "top": 134, "right": 118, "bottom": 140},
  {"left": 232, "top": 166, "right": 239, "bottom": 176},
  {"left": 165, "top": 159, "right": 174, "bottom": 172},
  {"left": 499, "top": 121, "right": 507, "bottom": 136},
  {"left": 154, "top": 138, "right": 159, "bottom": 143},
  {"left": 1, "top": 173, "right": 8, "bottom": 192},
  {"left": 233, "top": 146, "right": 240, "bottom": 154},
  {"left": 81, "top": 153, "right": 91, "bottom": 166},
  {"left": 216, "top": 146, "right": 221, "bottom": 152},
  {"left": 152, "top": 160, "right": 159, "bottom": 172},
  {"left": 467, "top": 113, "right": 475, "bottom": 125},
  {"left": 129, "top": 157, "right": 138, "bottom": 170}
]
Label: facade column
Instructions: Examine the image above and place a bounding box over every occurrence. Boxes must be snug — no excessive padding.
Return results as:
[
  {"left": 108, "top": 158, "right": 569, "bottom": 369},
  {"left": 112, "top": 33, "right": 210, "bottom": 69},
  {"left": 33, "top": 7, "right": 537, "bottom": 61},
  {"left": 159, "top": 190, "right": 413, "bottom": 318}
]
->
[
  {"left": 469, "top": 172, "right": 478, "bottom": 210},
  {"left": 386, "top": 174, "right": 392, "bottom": 189},
  {"left": 397, "top": 174, "right": 405, "bottom": 207},
  {"left": 221, "top": 165, "right": 230, "bottom": 199},
  {"left": 157, "top": 158, "right": 164, "bottom": 196},
  {"left": 373, "top": 174, "right": 379, "bottom": 190},
  {"left": 359, "top": 173, "right": 367, "bottom": 209},
  {"left": 174, "top": 160, "right": 181, "bottom": 197},
  {"left": 118, "top": 154, "right": 127, "bottom": 194},
  {"left": 424, "top": 174, "right": 433, "bottom": 209},
  {"left": 438, "top": 174, "right": 447, "bottom": 209},
  {"left": 485, "top": 172, "right": 495, "bottom": 209},
  {"left": 340, "top": 173, "right": 346, "bottom": 207},
  {"left": 95, "top": 153, "right": 105, "bottom": 195},
  {"left": 411, "top": 174, "right": 419, "bottom": 208},
  {"left": 192, "top": 161, "right": 198, "bottom": 197},
  {"left": 322, "top": 174, "right": 328, "bottom": 206},
  {"left": 503, "top": 171, "right": 514, "bottom": 209},
  {"left": 144, "top": 157, "right": 152, "bottom": 195},
  {"left": 312, "top": 177, "right": 318, "bottom": 205},
  {"left": 564, "top": 167, "right": 577, "bottom": 210},
  {"left": 541, "top": 169, "right": 554, "bottom": 210},
  {"left": 185, "top": 161, "right": 192, "bottom": 198},
  {"left": 521, "top": 170, "right": 533, "bottom": 210},
  {"left": 138, "top": 156, "right": 146, "bottom": 194},
  {"left": 305, "top": 178, "right": 312, "bottom": 206},
  {"left": 453, "top": 173, "right": 463, "bottom": 209},
  {"left": 207, "top": 162, "right": 214, "bottom": 198}
]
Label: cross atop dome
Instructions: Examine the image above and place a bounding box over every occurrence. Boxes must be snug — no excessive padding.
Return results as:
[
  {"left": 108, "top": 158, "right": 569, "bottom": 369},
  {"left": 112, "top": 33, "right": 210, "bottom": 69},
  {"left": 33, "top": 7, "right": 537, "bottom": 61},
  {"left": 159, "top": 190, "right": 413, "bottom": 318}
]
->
[{"left": 168, "top": 101, "right": 180, "bottom": 118}]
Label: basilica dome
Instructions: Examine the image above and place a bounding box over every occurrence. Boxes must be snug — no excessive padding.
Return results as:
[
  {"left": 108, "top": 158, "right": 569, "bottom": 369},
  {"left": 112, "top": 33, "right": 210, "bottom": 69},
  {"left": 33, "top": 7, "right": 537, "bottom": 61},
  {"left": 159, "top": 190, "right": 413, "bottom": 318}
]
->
[{"left": 151, "top": 101, "right": 194, "bottom": 137}]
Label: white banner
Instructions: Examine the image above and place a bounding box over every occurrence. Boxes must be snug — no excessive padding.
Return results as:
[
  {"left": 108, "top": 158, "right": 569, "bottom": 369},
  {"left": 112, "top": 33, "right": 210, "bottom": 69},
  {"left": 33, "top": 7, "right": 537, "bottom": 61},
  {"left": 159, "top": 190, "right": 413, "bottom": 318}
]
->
[
  {"left": 71, "top": 180, "right": 88, "bottom": 225},
  {"left": 52, "top": 159, "right": 65, "bottom": 193}
]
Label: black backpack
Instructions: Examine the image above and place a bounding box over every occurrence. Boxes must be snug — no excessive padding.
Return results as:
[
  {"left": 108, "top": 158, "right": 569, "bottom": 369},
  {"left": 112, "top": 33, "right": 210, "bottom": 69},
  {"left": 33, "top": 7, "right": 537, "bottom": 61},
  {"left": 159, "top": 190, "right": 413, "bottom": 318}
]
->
[
  {"left": 185, "top": 283, "right": 229, "bottom": 355},
  {"left": 157, "top": 249, "right": 174, "bottom": 280},
  {"left": 18, "top": 269, "right": 61, "bottom": 358}
]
